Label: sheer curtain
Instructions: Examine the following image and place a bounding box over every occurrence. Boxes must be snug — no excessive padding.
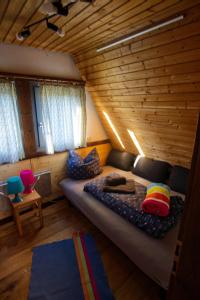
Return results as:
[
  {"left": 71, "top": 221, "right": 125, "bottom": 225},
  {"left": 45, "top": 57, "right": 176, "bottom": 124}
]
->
[
  {"left": 40, "top": 83, "right": 86, "bottom": 154},
  {"left": 0, "top": 81, "right": 25, "bottom": 163}
]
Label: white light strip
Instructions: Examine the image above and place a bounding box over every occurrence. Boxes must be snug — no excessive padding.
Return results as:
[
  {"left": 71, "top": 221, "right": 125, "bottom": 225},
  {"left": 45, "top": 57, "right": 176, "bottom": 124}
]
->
[
  {"left": 134, "top": 155, "right": 143, "bottom": 168},
  {"left": 127, "top": 129, "right": 144, "bottom": 157},
  {"left": 97, "top": 15, "right": 184, "bottom": 52},
  {"left": 103, "top": 111, "right": 125, "bottom": 149}
]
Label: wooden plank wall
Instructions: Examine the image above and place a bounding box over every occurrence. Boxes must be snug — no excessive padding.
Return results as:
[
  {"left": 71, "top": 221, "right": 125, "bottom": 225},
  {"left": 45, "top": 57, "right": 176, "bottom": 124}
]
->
[
  {"left": 1, "top": 1, "right": 200, "bottom": 167},
  {"left": 75, "top": 3, "right": 200, "bottom": 168},
  {"left": 0, "top": 143, "right": 111, "bottom": 220}
]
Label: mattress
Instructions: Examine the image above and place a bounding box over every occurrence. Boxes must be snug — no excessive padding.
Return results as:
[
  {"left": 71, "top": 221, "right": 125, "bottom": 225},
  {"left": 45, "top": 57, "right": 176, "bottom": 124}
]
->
[{"left": 60, "top": 166, "right": 184, "bottom": 290}]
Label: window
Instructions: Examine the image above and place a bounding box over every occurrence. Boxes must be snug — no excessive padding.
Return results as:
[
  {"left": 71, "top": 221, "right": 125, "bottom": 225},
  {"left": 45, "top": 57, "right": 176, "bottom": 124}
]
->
[
  {"left": 33, "top": 85, "right": 46, "bottom": 151},
  {"left": 0, "top": 81, "right": 25, "bottom": 164},
  {"left": 33, "top": 83, "right": 86, "bottom": 154}
]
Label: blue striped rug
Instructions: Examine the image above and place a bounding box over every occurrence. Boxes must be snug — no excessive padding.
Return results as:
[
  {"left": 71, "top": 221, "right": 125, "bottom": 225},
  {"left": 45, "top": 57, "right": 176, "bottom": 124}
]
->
[{"left": 29, "top": 233, "right": 114, "bottom": 300}]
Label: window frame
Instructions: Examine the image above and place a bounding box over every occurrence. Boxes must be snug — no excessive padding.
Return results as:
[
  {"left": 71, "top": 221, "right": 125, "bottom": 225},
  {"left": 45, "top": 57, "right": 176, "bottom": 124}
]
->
[
  {"left": 31, "top": 82, "right": 86, "bottom": 154},
  {"left": 31, "top": 83, "right": 46, "bottom": 152}
]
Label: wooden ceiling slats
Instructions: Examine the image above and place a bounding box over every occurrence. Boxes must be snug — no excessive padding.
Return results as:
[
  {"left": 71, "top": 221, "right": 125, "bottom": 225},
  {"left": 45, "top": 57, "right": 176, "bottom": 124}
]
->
[
  {"left": 102, "top": 82, "right": 200, "bottom": 94},
  {"left": 88, "top": 70, "right": 200, "bottom": 89},
  {"left": 5, "top": 0, "right": 44, "bottom": 44},
  {"left": 56, "top": 0, "right": 175, "bottom": 53},
  {"left": 145, "top": 47, "right": 200, "bottom": 70},
  {"left": 97, "top": 106, "right": 198, "bottom": 116},
  {"left": 69, "top": 0, "right": 197, "bottom": 56},
  {"left": 54, "top": 0, "right": 153, "bottom": 50},
  {"left": 105, "top": 137, "right": 194, "bottom": 162},
  {"left": 29, "top": 1, "right": 89, "bottom": 48},
  {"left": 19, "top": 12, "right": 57, "bottom": 47},
  {"left": 102, "top": 119, "right": 195, "bottom": 140},
  {"left": 101, "top": 119, "right": 194, "bottom": 139},
  {"left": 0, "top": 0, "right": 10, "bottom": 27},
  {"left": 27, "top": 0, "right": 93, "bottom": 48},
  {"left": 76, "top": 6, "right": 200, "bottom": 68},
  {"left": 88, "top": 78, "right": 200, "bottom": 94},
  {"left": 28, "top": 0, "right": 111, "bottom": 49},
  {"left": 44, "top": 0, "right": 138, "bottom": 50},
  {"left": 77, "top": 21, "right": 200, "bottom": 74},
  {"left": 12, "top": 1, "right": 46, "bottom": 46},
  {"left": 40, "top": 0, "right": 126, "bottom": 50},
  {"left": 102, "top": 125, "right": 194, "bottom": 165},
  {"left": 86, "top": 59, "right": 200, "bottom": 82},
  {"left": 95, "top": 98, "right": 189, "bottom": 109},
  {"left": 86, "top": 69, "right": 200, "bottom": 91},
  {"left": 93, "top": 93, "right": 200, "bottom": 104},
  {"left": 83, "top": 44, "right": 200, "bottom": 76},
  {"left": 0, "top": 0, "right": 27, "bottom": 41}
]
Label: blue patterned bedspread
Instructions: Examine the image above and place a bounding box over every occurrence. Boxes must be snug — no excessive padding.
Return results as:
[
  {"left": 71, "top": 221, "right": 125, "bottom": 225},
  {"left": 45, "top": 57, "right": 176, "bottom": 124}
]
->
[{"left": 83, "top": 174, "right": 184, "bottom": 238}]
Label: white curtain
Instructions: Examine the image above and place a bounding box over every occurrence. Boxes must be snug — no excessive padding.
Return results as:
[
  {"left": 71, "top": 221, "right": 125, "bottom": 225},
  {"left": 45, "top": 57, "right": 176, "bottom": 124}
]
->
[
  {"left": 40, "top": 84, "right": 86, "bottom": 154},
  {"left": 0, "top": 81, "right": 25, "bottom": 164}
]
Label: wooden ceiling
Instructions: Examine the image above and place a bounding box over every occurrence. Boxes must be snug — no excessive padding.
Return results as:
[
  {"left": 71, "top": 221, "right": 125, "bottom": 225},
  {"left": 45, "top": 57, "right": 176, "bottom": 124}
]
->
[{"left": 1, "top": 0, "right": 200, "bottom": 167}]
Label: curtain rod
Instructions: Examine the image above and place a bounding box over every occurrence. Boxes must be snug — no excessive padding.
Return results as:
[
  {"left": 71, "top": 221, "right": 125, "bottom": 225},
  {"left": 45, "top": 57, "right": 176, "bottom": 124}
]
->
[{"left": 0, "top": 73, "right": 85, "bottom": 86}]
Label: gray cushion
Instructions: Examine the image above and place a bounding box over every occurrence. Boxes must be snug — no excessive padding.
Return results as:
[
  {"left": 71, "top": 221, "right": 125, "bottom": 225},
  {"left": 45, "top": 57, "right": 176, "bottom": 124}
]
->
[
  {"left": 169, "top": 166, "right": 189, "bottom": 194},
  {"left": 132, "top": 157, "right": 172, "bottom": 183},
  {"left": 106, "top": 149, "right": 136, "bottom": 171}
]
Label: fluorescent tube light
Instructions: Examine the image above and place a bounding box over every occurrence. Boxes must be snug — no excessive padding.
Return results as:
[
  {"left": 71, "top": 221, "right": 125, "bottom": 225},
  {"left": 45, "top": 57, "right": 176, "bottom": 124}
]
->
[
  {"left": 134, "top": 155, "right": 143, "bottom": 168},
  {"left": 97, "top": 15, "right": 184, "bottom": 52},
  {"left": 103, "top": 111, "right": 125, "bottom": 149},
  {"left": 127, "top": 129, "right": 144, "bottom": 157}
]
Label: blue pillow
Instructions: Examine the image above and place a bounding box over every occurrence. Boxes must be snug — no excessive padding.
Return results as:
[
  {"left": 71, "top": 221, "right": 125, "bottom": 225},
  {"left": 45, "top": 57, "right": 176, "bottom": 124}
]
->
[
  {"left": 84, "top": 147, "right": 99, "bottom": 163},
  {"left": 67, "top": 148, "right": 102, "bottom": 180}
]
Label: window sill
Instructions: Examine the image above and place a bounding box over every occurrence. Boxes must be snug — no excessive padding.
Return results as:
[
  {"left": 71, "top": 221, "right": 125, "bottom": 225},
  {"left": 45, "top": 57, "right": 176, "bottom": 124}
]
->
[{"left": 23, "top": 139, "right": 110, "bottom": 160}]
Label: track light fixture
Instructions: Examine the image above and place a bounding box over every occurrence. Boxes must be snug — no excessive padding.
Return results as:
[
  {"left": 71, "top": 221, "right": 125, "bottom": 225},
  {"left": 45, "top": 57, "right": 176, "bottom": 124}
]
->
[
  {"left": 50, "top": 1, "right": 69, "bottom": 16},
  {"left": 46, "top": 20, "right": 65, "bottom": 37},
  {"left": 16, "top": 29, "right": 31, "bottom": 41},
  {"left": 16, "top": 0, "right": 94, "bottom": 41}
]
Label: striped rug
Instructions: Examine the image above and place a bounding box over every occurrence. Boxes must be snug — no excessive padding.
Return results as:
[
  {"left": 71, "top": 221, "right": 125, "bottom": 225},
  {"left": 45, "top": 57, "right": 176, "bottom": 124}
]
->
[{"left": 29, "top": 233, "right": 114, "bottom": 300}]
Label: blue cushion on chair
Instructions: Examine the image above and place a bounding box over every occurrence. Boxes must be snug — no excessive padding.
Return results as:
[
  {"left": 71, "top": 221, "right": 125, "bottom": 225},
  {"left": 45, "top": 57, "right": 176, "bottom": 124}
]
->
[{"left": 67, "top": 148, "right": 102, "bottom": 180}]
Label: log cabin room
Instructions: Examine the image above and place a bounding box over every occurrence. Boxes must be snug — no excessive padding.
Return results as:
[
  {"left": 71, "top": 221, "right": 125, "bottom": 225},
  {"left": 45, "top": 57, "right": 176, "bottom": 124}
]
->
[{"left": 0, "top": 0, "right": 200, "bottom": 299}]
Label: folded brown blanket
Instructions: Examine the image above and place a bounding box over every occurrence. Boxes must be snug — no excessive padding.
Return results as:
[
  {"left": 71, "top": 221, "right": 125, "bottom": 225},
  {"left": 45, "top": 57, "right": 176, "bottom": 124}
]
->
[
  {"left": 103, "top": 180, "right": 135, "bottom": 194},
  {"left": 105, "top": 176, "right": 126, "bottom": 186}
]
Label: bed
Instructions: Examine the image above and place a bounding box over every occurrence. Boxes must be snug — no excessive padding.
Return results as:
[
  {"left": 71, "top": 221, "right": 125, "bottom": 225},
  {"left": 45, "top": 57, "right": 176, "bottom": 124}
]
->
[{"left": 60, "top": 165, "right": 185, "bottom": 290}]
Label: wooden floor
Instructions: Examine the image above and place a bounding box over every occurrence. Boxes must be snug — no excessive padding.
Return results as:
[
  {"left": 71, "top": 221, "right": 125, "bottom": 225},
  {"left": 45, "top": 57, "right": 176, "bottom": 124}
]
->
[{"left": 0, "top": 199, "right": 161, "bottom": 300}]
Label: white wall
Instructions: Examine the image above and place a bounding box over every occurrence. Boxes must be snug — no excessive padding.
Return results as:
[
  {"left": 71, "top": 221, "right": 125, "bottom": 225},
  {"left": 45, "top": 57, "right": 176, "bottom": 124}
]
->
[
  {"left": 85, "top": 90, "right": 107, "bottom": 142},
  {"left": 0, "top": 43, "right": 107, "bottom": 142},
  {"left": 0, "top": 42, "right": 80, "bottom": 79}
]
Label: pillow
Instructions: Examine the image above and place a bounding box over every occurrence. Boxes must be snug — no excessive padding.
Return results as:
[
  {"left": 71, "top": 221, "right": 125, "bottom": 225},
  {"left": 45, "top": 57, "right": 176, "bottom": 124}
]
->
[
  {"left": 142, "top": 183, "right": 171, "bottom": 217},
  {"left": 106, "top": 149, "right": 136, "bottom": 171},
  {"left": 84, "top": 147, "right": 99, "bottom": 163},
  {"left": 67, "top": 148, "right": 101, "bottom": 180},
  {"left": 132, "top": 157, "right": 172, "bottom": 183},
  {"left": 169, "top": 165, "right": 189, "bottom": 194}
]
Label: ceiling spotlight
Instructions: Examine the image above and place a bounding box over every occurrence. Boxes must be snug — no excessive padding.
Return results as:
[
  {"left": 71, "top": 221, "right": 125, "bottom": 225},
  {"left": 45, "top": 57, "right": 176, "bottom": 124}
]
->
[
  {"left": 40, "top": 0, "right": 69, "bottom": 16},
  {"left": 46, "top": 21, "right": 65, "bottom": 37},
  {"left": 17, "top": 0, "right": 94, "bottom": 41},
  {"left": 39, "top": 1, "right": 57, "bottom": 15},
  {"left": 52, "top": 1, "right": 69, "bottom": 16},
  {"left": 57, "top": 27, "right": 65, "bottom": 37},
  {"left": 16, "top": 29, "right": 31, "bottom": 41}
]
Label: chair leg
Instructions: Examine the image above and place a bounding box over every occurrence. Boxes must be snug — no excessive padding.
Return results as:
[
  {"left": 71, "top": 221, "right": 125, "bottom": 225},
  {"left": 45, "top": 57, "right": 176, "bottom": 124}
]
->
[{"left": 13, "top": 209, "right": 23, "bottom": 237}]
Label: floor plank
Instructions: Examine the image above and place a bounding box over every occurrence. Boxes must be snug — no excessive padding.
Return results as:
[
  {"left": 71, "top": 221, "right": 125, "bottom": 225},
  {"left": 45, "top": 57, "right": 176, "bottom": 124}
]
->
[{"left": 0, "top": 199, "right": 161, "bottom": 300}]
